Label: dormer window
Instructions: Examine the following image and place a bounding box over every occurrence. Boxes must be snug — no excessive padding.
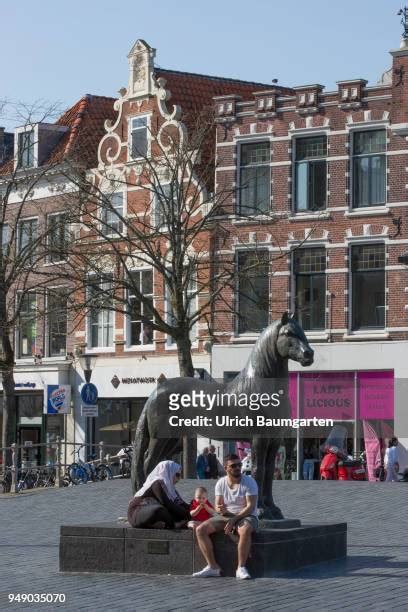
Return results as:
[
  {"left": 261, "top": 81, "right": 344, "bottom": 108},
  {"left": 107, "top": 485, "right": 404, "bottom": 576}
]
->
[
  {"left": 130, "top": 116, "right": 148, "bottom": 159},
  {"left": 18, "top": 130, "right": 34, "bottom": 168}
]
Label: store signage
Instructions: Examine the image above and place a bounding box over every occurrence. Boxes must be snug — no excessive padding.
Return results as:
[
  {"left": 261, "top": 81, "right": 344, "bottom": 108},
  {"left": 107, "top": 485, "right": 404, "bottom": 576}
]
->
[
  {"left": 81, "top": 405, "right": 98, "bottom": 417},
  {"left": 15, "top": 382, "right": 36, "bottom": 388},
  {"left": 44, "top": 385, "right": 71, "bottom": 415},
  {"left": 289, "top": 371, "right": 394, "bottom": 420},
  {"left": 111, "top": 374, "right": 157, "bottom": 389},
  {"left": 358, "top": 371, "right": 394, "bottom": 419},
  {"left": 301, "top": 372, "right": 355, "bottom": 420}
]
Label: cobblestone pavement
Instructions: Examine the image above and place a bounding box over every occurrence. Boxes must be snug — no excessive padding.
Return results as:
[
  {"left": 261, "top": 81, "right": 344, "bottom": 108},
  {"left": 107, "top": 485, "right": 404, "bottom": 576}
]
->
[{"left": 0, "top": 479, "right": 407, "bottom": 611}]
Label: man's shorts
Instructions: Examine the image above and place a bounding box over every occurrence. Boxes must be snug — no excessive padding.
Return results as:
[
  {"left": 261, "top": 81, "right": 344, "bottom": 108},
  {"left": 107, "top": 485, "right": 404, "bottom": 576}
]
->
[{"left": 206, "top": 513, "right": 259, "bottom": 531}]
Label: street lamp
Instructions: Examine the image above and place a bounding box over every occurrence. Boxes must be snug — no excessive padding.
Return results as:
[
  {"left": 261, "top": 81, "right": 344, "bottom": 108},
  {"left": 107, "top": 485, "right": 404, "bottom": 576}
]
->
[{"left": 78, "top": 354, "right": 97, "bottom": 383}]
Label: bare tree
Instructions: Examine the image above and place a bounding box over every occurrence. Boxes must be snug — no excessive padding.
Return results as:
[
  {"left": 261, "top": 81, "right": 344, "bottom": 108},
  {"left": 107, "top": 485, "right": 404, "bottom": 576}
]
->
[
  {"left": 63, "top": 111, "right": 288, "bottom": 370},
  {"left": 58, "top": 107, "right": 319, "bottom": 475},
  {"left": 0, "top": 101, "right": 72, "bottom": 464}
]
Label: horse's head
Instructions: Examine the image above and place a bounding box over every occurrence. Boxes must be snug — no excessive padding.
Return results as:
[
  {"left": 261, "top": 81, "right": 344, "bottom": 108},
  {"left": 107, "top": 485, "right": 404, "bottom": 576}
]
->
[{"left": 276, "top": 312, "right": 314, "bottom": 367}]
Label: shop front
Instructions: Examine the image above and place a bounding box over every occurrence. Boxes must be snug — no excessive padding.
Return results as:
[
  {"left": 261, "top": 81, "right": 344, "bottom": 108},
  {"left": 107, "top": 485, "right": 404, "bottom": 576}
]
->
[
  {"left": 0, "top": 363, "right": 72, "bottom": 467},
  {"left": 289, "top": 369, "right": 394, "bottom": 477},
  {"left": 83, "top": 355, "right": 211, "bottom": 457},
  {"left": 211, "top": 340, "right": 407, "bottom": 479}
]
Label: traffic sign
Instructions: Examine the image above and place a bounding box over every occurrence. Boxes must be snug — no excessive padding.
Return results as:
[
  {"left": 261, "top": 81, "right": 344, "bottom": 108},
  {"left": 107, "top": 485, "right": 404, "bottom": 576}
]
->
[
  {"left": 81, "top": 404, "right": 98, "bottom": 417},
  {"left": 81, "top": 383, "right": 98, "bottom": 405}
]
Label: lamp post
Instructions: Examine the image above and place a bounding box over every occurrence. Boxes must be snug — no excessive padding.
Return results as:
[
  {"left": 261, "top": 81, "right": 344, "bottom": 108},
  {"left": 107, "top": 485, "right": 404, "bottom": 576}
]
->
[
  {"left": 78, "top": 353, "right": 97, "bottom": 383},
  {"left": 78, "top": 353, "right": 98, "bottom": 456}
]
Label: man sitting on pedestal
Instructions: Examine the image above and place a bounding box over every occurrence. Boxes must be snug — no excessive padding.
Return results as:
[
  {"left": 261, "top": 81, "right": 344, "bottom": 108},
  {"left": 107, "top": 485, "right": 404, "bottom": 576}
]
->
[{"left": 192, "top": 453, "right": 258, "bottom": 580}]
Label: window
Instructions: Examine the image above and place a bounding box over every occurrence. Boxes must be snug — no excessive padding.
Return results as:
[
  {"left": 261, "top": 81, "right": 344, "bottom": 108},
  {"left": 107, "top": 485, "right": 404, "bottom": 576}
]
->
[
  {"left": 47, "top": 213, "right": 69, "bottom": 262},
  {"left": 239, "top": 142, "right": 270, "bottom": 215},
  {"left": 294, "top": 136, "right": 327, "bottom": 211},
  {"left": 294, "top": 248, "right": 326, "bottom": 330},
  {"left": 167, "top": 274, "right": 197, "bottom": 345},
  {"left": 17, "top": 130, "right": 35, "bottom": 168},
  {"left": 89, "top": 277, "right": 114, "bottom": 348},
  {"left": 47, "top": 289, "right": 68, "bottom": 356},
  {"left": 101, "top": 193, "right": 123, "bottom": 236},
  {"left": 352, "top": 130, "right": 386, "bottom": 208},
  {"left": 17, "top": 293, "right": 36, "bottom": 357},
  {"left": 128, "top": 270, "right": 154, "bottom": 346},
  {"left": 153, "top": 183, "right": 173, "bottom": 227},
  {"left": 351, "top": 244, "right": 385, "bottom": 329},
  {"left": 18, "top": 219, "right": 37, "bottom": 264},
  {"left": 237, "top": 250, "right": 269, "bottom": 334},
  {"left": 130, "top": 116, "right": 148, "bottom": 159}
]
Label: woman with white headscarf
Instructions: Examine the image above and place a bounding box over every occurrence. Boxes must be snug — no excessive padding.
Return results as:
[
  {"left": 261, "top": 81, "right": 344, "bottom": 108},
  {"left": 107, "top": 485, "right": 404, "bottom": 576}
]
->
[{"left": 127, "top": 460, "right": 190, "bottom": 529}]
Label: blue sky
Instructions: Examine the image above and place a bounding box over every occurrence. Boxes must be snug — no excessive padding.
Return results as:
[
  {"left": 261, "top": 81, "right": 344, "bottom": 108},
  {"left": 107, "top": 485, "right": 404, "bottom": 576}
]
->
[{"left": 1, "top": 0, "right": 404, "bottom": 129}]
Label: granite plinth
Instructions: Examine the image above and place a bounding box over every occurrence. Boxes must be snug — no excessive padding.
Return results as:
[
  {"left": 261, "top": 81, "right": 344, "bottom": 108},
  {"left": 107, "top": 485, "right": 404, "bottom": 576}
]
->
[{"left": 60, "top": 521, "right": 347, "bottom": 577}]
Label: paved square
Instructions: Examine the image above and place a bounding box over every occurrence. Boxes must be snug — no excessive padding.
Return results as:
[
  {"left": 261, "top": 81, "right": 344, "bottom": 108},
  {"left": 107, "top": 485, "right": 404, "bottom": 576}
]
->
[{"left": 0, "top": 479, "right": 407, "bottom": 611}]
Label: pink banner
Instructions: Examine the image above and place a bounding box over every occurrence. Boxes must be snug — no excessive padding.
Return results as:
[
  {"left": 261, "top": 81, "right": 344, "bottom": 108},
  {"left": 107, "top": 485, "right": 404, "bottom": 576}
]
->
[
  {"left": 358, "top": 371, "right": 394, "bottom": 420},
  {"left": 363, "top": 420, "right": 381, "bottom": 481},
  {"left": 300, "top": 372, "right": 355, "bottom": 420}
]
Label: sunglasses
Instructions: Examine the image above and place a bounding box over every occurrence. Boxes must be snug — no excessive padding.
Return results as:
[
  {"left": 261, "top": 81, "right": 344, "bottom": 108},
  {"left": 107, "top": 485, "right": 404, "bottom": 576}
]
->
[{"left": 228, "top": 462, "right": 242, "bottom": 469}]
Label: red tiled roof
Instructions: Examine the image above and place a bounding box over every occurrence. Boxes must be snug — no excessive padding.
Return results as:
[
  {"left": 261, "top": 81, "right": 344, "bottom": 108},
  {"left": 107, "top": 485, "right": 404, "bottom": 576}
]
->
[
  {"left": 0, "top": 70, "right": 292, "bottom": 177},
  {"left": 46, "top": 94, "right": 117, "bottom": 167},
  {"left": 155, "top": 68, "right": 293, "bottom": 112},
  {"left": 0, "top": 94, "right": 117, "bottom": 175}
]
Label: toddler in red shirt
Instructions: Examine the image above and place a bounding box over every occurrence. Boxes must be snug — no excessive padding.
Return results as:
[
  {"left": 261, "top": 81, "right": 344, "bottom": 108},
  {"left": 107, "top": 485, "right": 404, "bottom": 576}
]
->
[{"left": 187, "top": 486, "right": 217, "bottom": 530}]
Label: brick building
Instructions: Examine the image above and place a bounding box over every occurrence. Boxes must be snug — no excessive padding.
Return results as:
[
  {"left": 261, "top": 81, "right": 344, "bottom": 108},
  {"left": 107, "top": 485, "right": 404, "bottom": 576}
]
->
[
  {"left": 2, "top": 32, "right": 408, "bottom": 473},
  {"left": 0, "top": 94, "right": 116, "bottom": 461},
  {"left": 75, "top": 40, "right": 293, "bottom": 452},
  {"left": 211, "top": 34, "right": 408, "bottom": 473}
]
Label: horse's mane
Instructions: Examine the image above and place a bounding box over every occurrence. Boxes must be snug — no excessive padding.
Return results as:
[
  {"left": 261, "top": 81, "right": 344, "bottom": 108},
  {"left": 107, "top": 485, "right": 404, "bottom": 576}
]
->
[{"left": 226, "top": 319, "right": 287, "bottom": 395}]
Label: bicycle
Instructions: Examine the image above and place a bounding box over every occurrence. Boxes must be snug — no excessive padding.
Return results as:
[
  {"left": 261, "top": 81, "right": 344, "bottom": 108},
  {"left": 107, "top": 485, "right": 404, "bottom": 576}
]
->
[
  {"left": 35, "top": 465, "right": 56, "bottom": 488},
  {"left": 17, "top": 466, "right": 38, "bottom": 491},
  {"left": 1, "top": 468, "right": 12, "bottom": 493},
  {"left": 95, "top": 462, "right": 113, "bottom": 481},
  {"left": 117, "top": 447, "right": 132, "bottom": 479},
  {"left": 68, "top": 446, "right": 113, "bottom": 484},
  {"left": 67, "top": 448, "right": 90, "bottom": 485}
]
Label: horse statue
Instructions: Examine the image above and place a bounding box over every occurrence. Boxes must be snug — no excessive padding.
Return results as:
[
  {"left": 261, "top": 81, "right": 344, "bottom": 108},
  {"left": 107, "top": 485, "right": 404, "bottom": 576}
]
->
[{"left": 131, "top": 312, "right": 314, "bottom": 519}]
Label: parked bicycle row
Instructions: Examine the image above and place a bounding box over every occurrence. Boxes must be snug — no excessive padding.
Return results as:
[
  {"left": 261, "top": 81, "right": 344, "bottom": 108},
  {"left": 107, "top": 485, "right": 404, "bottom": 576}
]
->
[{"left": 1, "top": 443, "right": 133, "bottom": 493}]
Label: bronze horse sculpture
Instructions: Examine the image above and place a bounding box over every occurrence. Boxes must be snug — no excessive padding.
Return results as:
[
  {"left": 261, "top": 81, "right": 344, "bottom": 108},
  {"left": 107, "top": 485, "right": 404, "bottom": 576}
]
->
[{"left": 131, "top": 312, "right": 314, "bottom": 519}]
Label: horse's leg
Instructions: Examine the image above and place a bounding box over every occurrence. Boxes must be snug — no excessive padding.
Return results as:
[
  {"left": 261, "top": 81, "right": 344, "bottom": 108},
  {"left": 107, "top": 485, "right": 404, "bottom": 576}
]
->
[
  {"left": 251, "top": 437, "right": 268, "bottom": 516},
  {"left": 263, "top": 439, "right": 284, "bottom": 520},
  {"left": 144, "top": 438, "right": 177, "bottom": 477}
]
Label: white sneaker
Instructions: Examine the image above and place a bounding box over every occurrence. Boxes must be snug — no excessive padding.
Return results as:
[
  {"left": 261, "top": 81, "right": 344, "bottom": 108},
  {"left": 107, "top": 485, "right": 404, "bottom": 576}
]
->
[
  {"left": 236, "top": 566, "right": 251, "bottom": 580},
  {"left": 192, "top": 566, "right": 221, "bottom": 578}
]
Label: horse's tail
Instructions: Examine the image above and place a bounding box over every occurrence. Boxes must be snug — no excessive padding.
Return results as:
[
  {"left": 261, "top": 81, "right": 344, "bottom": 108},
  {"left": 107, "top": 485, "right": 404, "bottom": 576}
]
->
[{"left": 131, "top": 403, "right": 150, "bottom": 494}]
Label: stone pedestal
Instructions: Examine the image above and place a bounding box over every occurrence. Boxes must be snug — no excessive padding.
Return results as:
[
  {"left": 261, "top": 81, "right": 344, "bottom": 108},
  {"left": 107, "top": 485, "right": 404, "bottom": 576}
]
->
[{"left": 60, "top": 521, "right": 347, "bottom": 576}]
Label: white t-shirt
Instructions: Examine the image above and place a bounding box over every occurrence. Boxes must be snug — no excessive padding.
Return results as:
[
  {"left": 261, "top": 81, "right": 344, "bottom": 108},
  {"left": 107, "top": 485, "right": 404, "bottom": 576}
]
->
[
  {"left": 387, "top": 446, "right": 398, "bottom": 468},
  {"left": 215, "top": 475, "right": 258, "bottom": 516}
]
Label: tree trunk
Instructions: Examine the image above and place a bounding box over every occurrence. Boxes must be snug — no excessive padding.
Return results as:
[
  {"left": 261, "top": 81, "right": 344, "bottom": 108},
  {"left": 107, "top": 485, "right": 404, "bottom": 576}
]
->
[
  {"left": 2, "top": 369, "right": 16, "bottom": 468},
  {"left": 0, "top": 321, "right": 17, "bottom": 466},
  {"left": 176, "top": 333, "right": 197, "bottom": 478}
]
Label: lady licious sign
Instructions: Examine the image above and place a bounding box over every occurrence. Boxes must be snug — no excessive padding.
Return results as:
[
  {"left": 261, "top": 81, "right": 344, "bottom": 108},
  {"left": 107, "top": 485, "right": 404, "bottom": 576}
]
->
[
  {"left": 300, "top": 372, "right": 355, "bottom": 420},
  {"left": 44, "top": 385, "right": 71, "bottom": 414},
  {"left": 289, "top": 370, "right": 394, "bottom": 420}
]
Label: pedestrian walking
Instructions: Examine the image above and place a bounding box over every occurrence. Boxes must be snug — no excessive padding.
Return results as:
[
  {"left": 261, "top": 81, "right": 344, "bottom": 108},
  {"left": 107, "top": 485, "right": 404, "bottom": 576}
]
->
[
  {"left": 385, "top": 437, "right": 399, "bottom": 482},
  {"left": 196, "top": 447, "right": 209, "bottom": 479}
]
